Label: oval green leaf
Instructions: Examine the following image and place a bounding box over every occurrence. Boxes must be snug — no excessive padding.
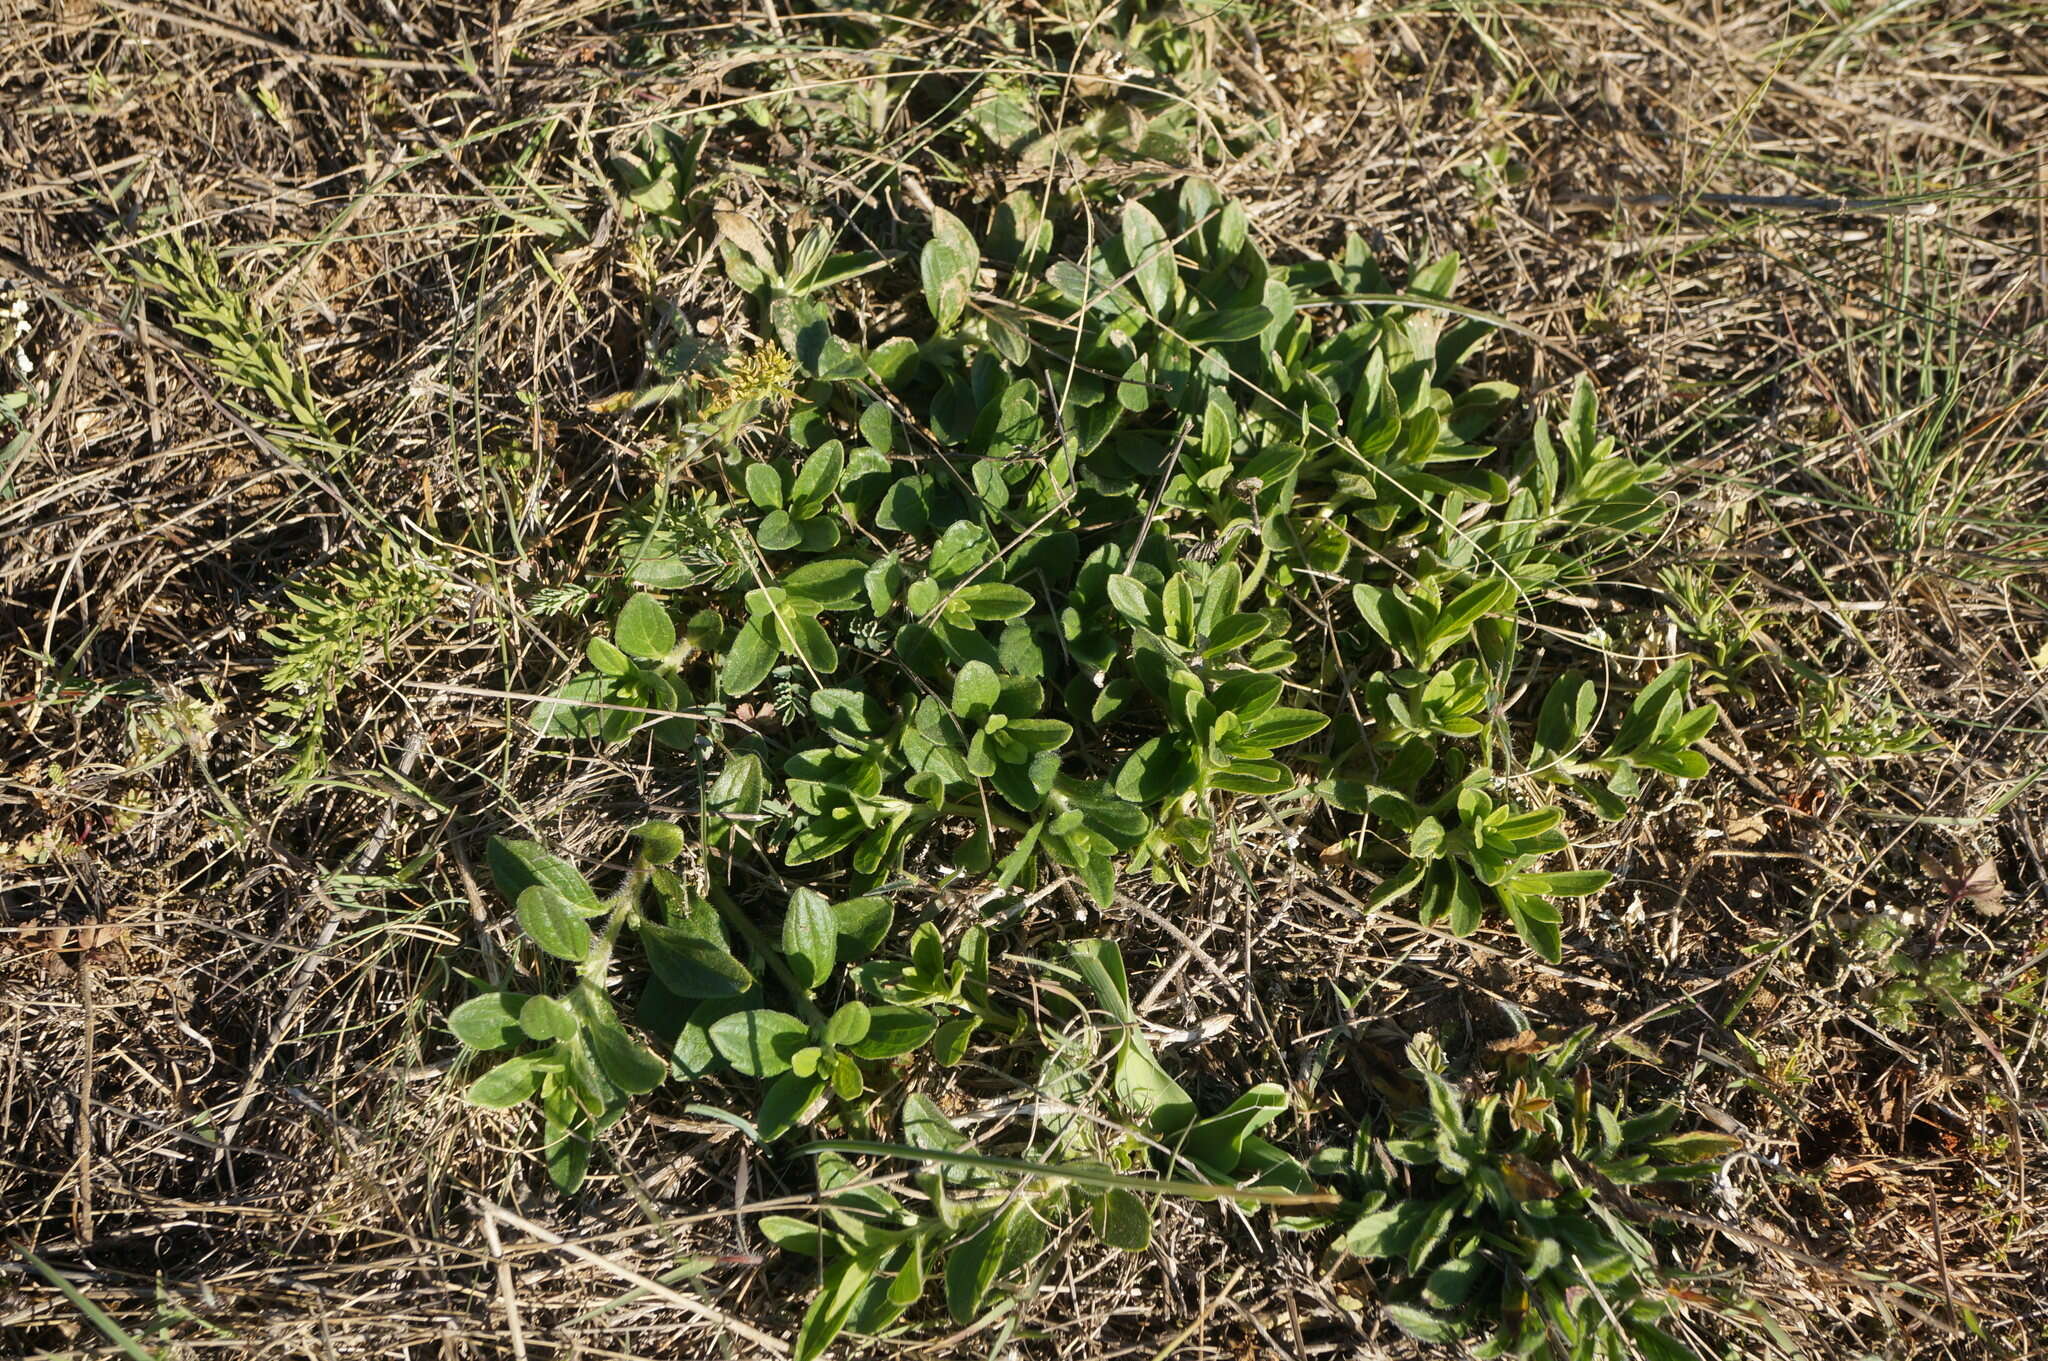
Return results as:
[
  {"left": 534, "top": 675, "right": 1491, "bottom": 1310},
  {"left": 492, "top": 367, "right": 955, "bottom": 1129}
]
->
[
  {"left": 709, "top": 1009, "right": 812, "bottom": 1078},
  {"left": 823, "top": 999, "right": 871, "bottom": 1048},
  {"left": 517, "top": 884, "right": 592, "bottom": 962},
  {"left": 488, "top": 837, "right": 601, "bottom": 916},
  {"left": 849, "top": 1005, "right": 936, "bottom": 1059},
  {"left": 759, "top": 1070, "right": 829, "bottom": 1143},
  {"left": 639, "top": 920, "right": 753, "bottom": 1000},
  {"left": 448, "top": 992, "right": 530, "bottom": 1051},
  {"left": 783, "top": 888, "right": 838, "bottom": 991},
  {"left": 466, "top": 1056, "right": 545, "bottom": 1109},
  {"left": 719, "top": 617, "right": 779, "bottom": 697},
  {"left": 580, "top": 1016, "right": 665, "bottom": 1096},
  {"left": 614, "top": 593, "right": 676, "bottom": 659},
  {"left": 519, "top": 994, "right": 581, "bottom": 1042}
]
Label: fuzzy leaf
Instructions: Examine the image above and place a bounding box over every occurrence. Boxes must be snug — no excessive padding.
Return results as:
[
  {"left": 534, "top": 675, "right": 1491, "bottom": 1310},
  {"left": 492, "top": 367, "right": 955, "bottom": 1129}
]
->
[
  {"left": 630, "top": 819, "right": 686, "bottom": 865},
  {"left": 793, "top": 1250, "right": 874, "bottom": 1361},
  {"left": 639, "top": 921, "right": 753, "bottom": 999},
  {"left": 575, "top": 994, "right": 665, "bottom": 1095},
  {"left": 743, "top": 461, "right": 784, "bottom": 509},
  {"left": 954, "top": 582, "right": 1036, "bottom": 620},
  {"left": 933, "top": 1016, "right": 976, "bottom": 1066},
  {"left": 488, "top": 837, "right": 601, "bottom": 916},
  {"left": 756, "top": 1215, "right": 825, "bottom": 1254},
  {"left": 709, "top": 1009, "right": 812, "bottom": 1078},
  {"left": 719, "top": 618, "right": 779, "bottom": 696},
  {"left": 466, "top": 1055, "right": 546, "bottom": 1109},
  {"left": 1536, "top": 672, "right": 1595, "bottom": 754},
  {"left": 759, "top": 1070, "right": 827, "bottom": 1143},
  {"left": 1338, "top": 1200, "right": 1432, "bottom": 1260},
  {"left": 1384, "top": 1301, "right": 1462, "bottom": 1344},
  {"left": 785, "top": 614, "right": 839, "bottom": 673},
  {"left": 921, "top": 208, "right": 979, "bottom": 331},
  {"left": 448, "top": 993, "right": 530, "bottom": 1051},
  {"left": 783, "top": 557, "right": 869, "bottom": 609},
  {"left": 1104, "top": 573, "right": 1158, "bottom": 628},
  {"left": 850, "top": 1005, "right": 936, "bottom": 1059},
  {"left": 944, "top": 1206, "right": 1013, "bottom": 1322},
  {"left": 1092, "top": 1187, "right": 1153, "bottom": 1252},
  {"left": 951, "top": 660, "right": 1002, "bottom": 719},
  {"left": 1241, "top": 706, "right": 1329, "bottom": 749},
  {"left": 544, "top": 1115, "right": 590, "bottom": 1193},
  {"left": 789, "top": 440, "right": 845, "bottom": 510},
  {"left": 614, "top": 593, "right": 676, "bottom": 659},
  {"left": 1513, "top": 870, "right": 1611, "bottom": 897},
  {"left": 519, "top": 995, "right": 580, "bottom": 1042},
  {"left": 1649, "top": 1130, "right": 1745, "bottom": 1163},
  {"left": 1115, "top": 735, "right": 1197, "bottom": 804},
  {"left": 901, "top": 1092, "right": 970, "bottom": 1157},
  {"left": 784, "top": 889, "right": 839, "bottom": 991},
  {"left": 823, "top": 1000, "right": 871, "bottom": 1048},
  {"left": 832, "top": 895, "right": 893, "bottom": 959},
  {"left": 1177, "top": 306, "right": 1273, "bottom": 344},
  {"left": 1120, "top": 201, "right": 1176, "bottom": 314},
  {"left": 517, "top": 885, "right": 592, "bottom": 962}
]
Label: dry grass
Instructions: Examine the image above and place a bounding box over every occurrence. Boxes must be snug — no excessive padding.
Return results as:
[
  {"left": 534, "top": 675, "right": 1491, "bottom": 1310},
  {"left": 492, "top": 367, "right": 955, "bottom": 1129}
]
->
[{"left": 3, "top": 1, "right": 2046, "bottom": 1357}]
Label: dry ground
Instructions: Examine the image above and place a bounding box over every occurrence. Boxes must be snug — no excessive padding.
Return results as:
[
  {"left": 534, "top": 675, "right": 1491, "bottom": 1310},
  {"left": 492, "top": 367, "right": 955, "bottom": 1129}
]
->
[{"left": 3, "top": 1, "right": 2047, "bottom": 1358}]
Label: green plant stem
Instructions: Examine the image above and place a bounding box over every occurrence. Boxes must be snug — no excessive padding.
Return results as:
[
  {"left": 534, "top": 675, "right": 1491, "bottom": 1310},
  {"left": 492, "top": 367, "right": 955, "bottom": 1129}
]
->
[
  {"left": 584, "top": 861, "right": 654, "bottom": 980},
  {"left": 15, "top": 1246, "right": 159, "bottom": 1361},
  {"left": 802, "top": 1140, "right": 1340, "bottom": 1207}
]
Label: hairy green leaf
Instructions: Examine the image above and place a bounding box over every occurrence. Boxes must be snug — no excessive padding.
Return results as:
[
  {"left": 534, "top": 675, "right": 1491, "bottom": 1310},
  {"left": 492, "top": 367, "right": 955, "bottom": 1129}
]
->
[
  {"left": 614, "top": 593, "right": 676, "bottom": 659},
  {"left": 709, "top": 1009, "right": 811, "bottom": 1078},
  {"left": 448, "top": 993, "right": 530, "bottom": 1051},
  {"left": 783, "top": 889, "right": 838, "bottom": 991},
  {"left": 517, "top": 885, "right": 592, "bottom": 962}
]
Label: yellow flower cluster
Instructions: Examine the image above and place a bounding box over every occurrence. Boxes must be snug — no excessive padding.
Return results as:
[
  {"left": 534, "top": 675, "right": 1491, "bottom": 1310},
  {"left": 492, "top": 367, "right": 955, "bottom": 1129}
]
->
[{"left": 697, "top": 342, "right": 798, "bottom": 418}]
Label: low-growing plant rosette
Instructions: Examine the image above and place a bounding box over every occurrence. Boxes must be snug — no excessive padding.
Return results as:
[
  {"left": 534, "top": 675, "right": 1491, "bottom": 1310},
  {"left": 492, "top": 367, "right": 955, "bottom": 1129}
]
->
[
  {"left": 445, "top": 177, "right": 1731, "bottom": 1359},
  {"left": 533, "top": 180, "right": 1712, "bottom": 960}
]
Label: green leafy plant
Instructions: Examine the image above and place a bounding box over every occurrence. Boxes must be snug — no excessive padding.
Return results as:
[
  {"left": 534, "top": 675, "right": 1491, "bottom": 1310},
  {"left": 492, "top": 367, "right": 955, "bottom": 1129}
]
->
[
  {"left": 606, "top": 123, "right": 710, "bottom": 237},
  {"left": 524, "top": 185, "right": 1713, "bottom": 962},
  {"left": 1789, "top": 666, "right": 1936, "bottom": 761},
  {"left": 1863, "top": 947, "right": 1991, "bottom": 1030},
  {"left": 261, "top": 539, "right": 449, "bottom": 780},
  {"left": 1840, "top": 907, "right": 1991, "bottom": 1030},
  {"left": 721, "top": 219, "right": 892, "bottom": 309},
  {"left": 129, "top": 232, "right": 343, "bottom": 458},
  {"left": 448, "top": 829, "right": 683, "bottom": 1191},
  {"left": 1066, "top": 938, "right": 1315, "bottom": 1199},
  {"left": 1324, "top": 1028, "right": 1741, "bottom": 1359},
  {"left": 452, "top": 822, "right": 1022, "bottom": 1183},
  {"left": 759, "top": 1141, "right": 1046, "bottom": 1361},
  {"left": 747, "top": 937, "right": 1334, "bottom": 1361},
  {"left": 1660, "top": 564, "right": 1771, "bottom": 705},
  {"left": 533, "top": 590, "right": 710, "bottom": 747},
  {"left": 457, "top": 183, "right": 1733, "bottom": 1356},
  {"left": 453, "top": 839, "right": 1335, "bottom": 1344}
]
